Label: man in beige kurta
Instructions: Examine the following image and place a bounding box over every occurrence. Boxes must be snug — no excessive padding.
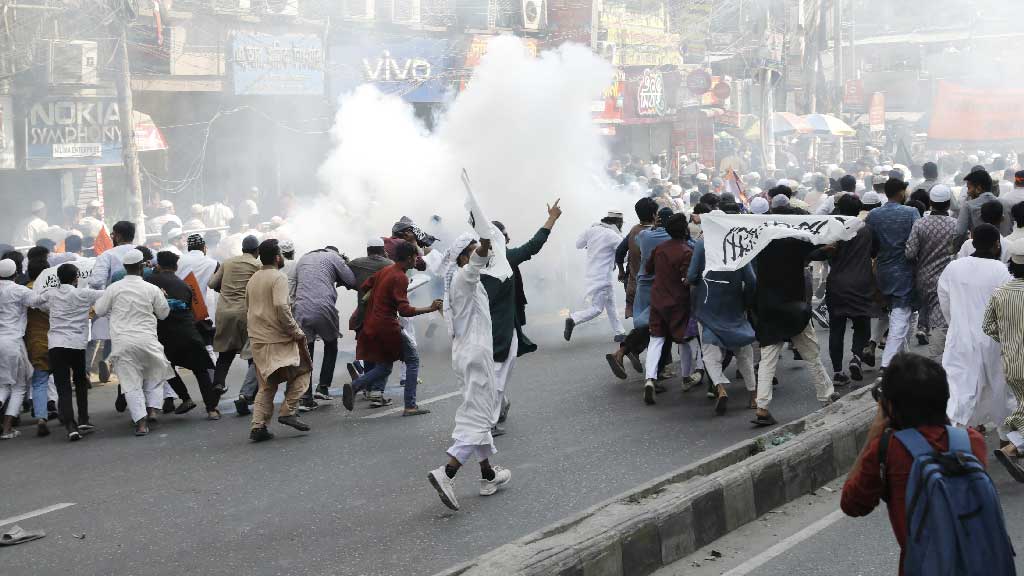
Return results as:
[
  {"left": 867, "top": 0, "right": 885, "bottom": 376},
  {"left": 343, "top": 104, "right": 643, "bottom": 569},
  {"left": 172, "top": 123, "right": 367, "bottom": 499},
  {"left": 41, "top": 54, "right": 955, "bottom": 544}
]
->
[
  {"left": 209, "top": 235, "right": 260, "bottom": 394},
  {"left": 246, "top": 239, "right": 312, "bottom": 442}
]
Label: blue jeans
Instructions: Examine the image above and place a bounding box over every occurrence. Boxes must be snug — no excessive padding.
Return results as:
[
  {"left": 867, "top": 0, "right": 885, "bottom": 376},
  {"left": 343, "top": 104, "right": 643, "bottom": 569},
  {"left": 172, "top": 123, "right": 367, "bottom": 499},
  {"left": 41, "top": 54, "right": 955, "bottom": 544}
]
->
[
  {"left": 239, "top": 361, "right": 258, "bottom": 400},
  {"left": 31, "top": 369, "right": 50, "bottom": 420},
  {"left": 353, "top": 334, "right": 420, "bottom": 409}
]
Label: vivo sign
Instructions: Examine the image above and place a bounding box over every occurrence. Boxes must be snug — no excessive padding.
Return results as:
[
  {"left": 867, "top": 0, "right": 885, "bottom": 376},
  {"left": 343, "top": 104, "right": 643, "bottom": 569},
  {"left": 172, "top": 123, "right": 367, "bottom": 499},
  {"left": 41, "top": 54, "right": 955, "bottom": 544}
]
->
[
  {"left": 330, "top": 38, "right": 450, "bottom": 103},
  {"left": 362, "top": 51, "right": 432, "bottom": 82}
]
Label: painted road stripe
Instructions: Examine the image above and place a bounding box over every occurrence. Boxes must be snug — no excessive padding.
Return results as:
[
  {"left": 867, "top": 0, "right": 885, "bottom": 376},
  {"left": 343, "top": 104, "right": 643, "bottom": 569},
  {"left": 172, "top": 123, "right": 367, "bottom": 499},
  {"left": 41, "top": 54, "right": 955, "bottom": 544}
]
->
[
  {"left": 361, "top": 390, "right": 463, "bottom": 419},
  {"left": 0, "top": 503, "right": 76, "bottom": 529},
  {"left": 720, "top": 509, "right": 846, "bottom": 576}
]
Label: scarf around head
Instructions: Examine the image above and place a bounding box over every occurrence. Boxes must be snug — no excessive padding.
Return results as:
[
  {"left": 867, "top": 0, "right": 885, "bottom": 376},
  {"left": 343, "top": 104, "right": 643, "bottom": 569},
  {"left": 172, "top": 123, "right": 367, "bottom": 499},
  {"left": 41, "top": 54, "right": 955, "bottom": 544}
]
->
[{"left": 442, "top": 232, "right": 479, "bottom": 339}]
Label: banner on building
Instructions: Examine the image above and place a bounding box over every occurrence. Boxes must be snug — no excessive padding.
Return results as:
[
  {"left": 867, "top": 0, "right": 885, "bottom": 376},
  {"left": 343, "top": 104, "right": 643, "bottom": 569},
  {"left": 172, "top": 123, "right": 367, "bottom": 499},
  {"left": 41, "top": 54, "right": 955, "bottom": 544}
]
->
[
  {"left": 679, "top": 0, "right": 713, "bottom": 64},
  {"left": 869, "top": 92, "right": 885, "bottom": 133},
  {"left": 0, "top": 95, "right": 14, "bottom": 170},
  {"left": 25, "top": 98, "right": 124, "bottom": 170},
  {"left": 700, "top": 213, "right": 863, "bottom": 272},
  {"left": 231, "top": 32, "right": 325, "bottom": 96},
  {"left": 929, "top": 81, "right": 1024, "bottom": 143},
  {"left": 330, "top": 38, "right": 451, "bottom": 103}
]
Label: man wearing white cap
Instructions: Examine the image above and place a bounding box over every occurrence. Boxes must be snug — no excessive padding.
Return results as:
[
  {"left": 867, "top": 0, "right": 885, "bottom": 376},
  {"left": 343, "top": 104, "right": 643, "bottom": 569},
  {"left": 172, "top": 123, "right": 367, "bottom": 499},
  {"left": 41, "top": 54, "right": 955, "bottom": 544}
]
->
[
  {"left": 984, "top": 238, "right": 1024, "bottom": 482},
  {"left": 79, "top": 200, "right": 106, "bottom": 239},
  {"left": 905, "top": 184, "right": 958, "bottom": 359},
  {"left": 183, "top": 204, "right": 206, "bottom": 232},
  {"left": 565, "top": 210, "right": 625, "bottom": 342},
  {"left": 147, "top": 200, "right": 182, "bottom": 237},
  {"left": 0, "top": 259, "right": 42, "bottom": 439},
  {"left": 93, "top": 249, "right": 175, "bottom": 436},
  {"left": 162, "top": 224, "right": 186, "bottom": 256},
  {"left": 749, "top": 197, "right": 770, "bottom": 215},
  {"left": 12, "top": 201, "right": 66, "bottom": 248}
]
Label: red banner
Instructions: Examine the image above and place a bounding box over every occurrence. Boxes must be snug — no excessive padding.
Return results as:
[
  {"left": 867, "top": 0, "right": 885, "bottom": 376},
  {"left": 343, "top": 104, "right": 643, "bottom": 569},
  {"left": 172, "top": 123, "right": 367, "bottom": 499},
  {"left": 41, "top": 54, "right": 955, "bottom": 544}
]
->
[{"left": 929, "top": 81, "right": 1024, "bottom": 143}]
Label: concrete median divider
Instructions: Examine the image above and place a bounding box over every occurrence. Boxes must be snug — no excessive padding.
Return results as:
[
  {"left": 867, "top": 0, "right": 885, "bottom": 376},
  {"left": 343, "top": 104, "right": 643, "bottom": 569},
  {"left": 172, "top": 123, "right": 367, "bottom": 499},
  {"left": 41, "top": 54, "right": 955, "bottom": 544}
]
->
[{"left": 435, "top": 386, "right": 876, "bottom": 576}]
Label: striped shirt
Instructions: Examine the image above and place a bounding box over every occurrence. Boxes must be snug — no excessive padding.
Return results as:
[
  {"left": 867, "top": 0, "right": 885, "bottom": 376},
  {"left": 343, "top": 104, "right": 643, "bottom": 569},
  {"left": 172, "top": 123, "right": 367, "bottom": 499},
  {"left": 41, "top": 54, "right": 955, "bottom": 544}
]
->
[{"left": 983, "top": 278, "right": 1024, "bottom": 382}]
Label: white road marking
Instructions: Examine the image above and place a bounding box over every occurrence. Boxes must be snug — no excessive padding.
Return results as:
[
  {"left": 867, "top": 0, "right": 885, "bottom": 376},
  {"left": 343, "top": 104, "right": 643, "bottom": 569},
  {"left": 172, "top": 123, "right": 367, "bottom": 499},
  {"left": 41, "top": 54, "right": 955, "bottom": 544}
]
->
[
  {"left": 361, "top": 390, "right": 463, "bottom": 419},
  {"left": 719, "top": 509, "right": 846, "bottom": 576},
  {"left": 0, "top": 503, "right": 76, "bottom": 529}
]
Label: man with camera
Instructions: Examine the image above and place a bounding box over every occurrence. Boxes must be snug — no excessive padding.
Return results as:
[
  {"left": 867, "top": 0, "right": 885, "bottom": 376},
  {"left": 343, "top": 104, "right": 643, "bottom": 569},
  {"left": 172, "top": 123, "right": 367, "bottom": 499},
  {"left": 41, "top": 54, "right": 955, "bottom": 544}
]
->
[{"left": 384, "top": 218, "right": 436, "bottom": 271}]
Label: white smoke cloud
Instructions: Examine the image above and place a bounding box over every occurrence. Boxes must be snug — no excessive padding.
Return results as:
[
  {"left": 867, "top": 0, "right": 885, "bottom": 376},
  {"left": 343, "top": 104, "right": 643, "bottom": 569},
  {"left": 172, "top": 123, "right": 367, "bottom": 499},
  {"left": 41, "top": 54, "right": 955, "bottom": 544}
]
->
[{"left": 285, "top": 35, "right": 636, "bottom": 315}]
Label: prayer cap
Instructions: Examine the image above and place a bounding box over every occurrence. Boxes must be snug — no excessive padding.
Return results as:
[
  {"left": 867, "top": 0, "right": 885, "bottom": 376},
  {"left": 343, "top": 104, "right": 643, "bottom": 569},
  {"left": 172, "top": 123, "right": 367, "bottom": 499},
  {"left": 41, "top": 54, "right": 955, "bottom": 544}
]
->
[
  {"left": 606, "top": 210, "right": 624, "bottom": 219},
  {"left": 696, "top": 173, "right": 709, "bottom": 182},
  {"left": 165, "top": 227, "right": 183, "bottom": 241},
  {"left": 367, "top": 237, "right": 386, "bottom": 248},
  {"left": 0, "top": 259, "right": 15, "bottom": 278},
  {"left": 279, "top": 239, "right": 294, "bottom": 253},
  {"left": 770, "top": 195, "right": 790, "bottom": 209},
  {"left": 187, "top": 233, "right": 205, "bottom": 251},
  {"left": 861, "top": 191, "right": 882, "bottom": 205},
  {"left": 750, "top": 197, "right": 770, "bottom": 214},
  {"left": 241, "top": 235, "right": 260, "bottom": 253},
  {"left": 929, "top": 185, "right": 952, "bottom": 203},
  {"left": 122, "top": 249, "right": 144, "bottom": 266}
]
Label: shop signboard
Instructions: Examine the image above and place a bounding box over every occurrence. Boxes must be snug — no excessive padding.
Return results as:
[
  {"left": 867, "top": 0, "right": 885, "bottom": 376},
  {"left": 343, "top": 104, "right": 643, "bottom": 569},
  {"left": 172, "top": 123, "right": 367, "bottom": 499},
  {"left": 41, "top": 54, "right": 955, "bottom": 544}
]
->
[
  {"left": 869, "top": 92, "right": 885, "bottom": 132},
  {"left": 231, "top": 32, "right": 325, "bottom": 96},
  {"left": 679, "top": 0, "right": 713, "bottom": 64},
  {"left": 636, "top": 69, "right": 667, "bottom": 117},
  {"left": 330, "top": 38, "right": 451, "bottom": 103},
  {"left": 844, "top": 79, "right": 864, "bottom": 111},
  {"left": 24, "top": 97, "right": 123, "bottom": 170},
  {"left": 929, "top": 81, "right": 1024, "bottom": 143},
  {"left": 0, "top": 96, "right": 14, "bottom": 170}
]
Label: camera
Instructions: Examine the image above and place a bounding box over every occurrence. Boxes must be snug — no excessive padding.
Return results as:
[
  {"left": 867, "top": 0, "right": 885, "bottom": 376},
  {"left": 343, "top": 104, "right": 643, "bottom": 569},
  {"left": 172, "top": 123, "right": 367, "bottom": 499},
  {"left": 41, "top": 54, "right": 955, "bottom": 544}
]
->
[{"left": 413, "top": 227, "right": 438, "bottom": 247}]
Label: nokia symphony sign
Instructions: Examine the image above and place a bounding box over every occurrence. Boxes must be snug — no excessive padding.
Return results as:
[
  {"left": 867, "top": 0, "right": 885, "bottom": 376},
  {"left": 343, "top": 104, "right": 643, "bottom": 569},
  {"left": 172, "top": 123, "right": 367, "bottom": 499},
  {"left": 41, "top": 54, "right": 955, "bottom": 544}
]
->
[{"left": 25, "top": 98, "right": 124, "bottom": 170}]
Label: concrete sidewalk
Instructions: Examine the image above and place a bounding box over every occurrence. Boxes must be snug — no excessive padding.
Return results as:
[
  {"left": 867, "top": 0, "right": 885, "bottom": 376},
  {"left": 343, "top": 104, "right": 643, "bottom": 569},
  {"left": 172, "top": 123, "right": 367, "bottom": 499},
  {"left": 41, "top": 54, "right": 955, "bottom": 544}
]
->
[{"left": 655, "top": 436, "right": 1024, "bottom": 576}]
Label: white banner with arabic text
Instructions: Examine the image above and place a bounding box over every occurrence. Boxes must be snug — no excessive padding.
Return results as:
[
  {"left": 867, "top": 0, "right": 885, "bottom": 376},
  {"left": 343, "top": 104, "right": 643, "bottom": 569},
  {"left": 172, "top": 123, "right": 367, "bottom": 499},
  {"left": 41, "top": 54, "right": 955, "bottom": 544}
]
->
[{"left": 701, "top": 212, "right": 864, "bottom": 272}]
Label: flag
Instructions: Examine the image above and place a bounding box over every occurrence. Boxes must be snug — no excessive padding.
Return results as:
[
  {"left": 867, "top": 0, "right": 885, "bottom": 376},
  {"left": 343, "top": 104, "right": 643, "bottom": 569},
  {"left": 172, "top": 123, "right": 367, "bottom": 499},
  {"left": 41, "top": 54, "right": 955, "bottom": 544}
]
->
[
  {"left": 701, "top": 213, "right": 864, "bottom": 272},
  {"left": 183, "top": 272, "right": 209, "bottom": 321},
  {"left": 724, "top": 169, "right": 748, "bottom": 205},
  {"left": 93, "top": 227, "right": 113, "bottom": 255},
  {"left": 460, "top": 168, "right": 512, "bottom": 282}
]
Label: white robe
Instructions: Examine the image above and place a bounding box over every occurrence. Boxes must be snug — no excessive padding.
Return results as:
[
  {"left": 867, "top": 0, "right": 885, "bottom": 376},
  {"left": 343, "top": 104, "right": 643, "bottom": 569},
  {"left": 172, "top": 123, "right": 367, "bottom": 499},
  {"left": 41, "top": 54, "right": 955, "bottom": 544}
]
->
[
  {"left": 93, "top": 275, "right": 175, "bottom": 393},
  {"left": 939, "top": 256, "right": 1014, "bottom": 427},
  {"left": 78, "top": 216, "right": 105, "bottom": 239},
  {"left": 576, "top": 222, "right": 622, "bottom": 297},
  {"left": 12, "top": 216, "right": 67, "bottom": 247},
  {"left": 448, "top": 251, "right": 498, "bottom": 451},
  {"left": 0, "top": 282, "right": 40, "bottom": 408}
]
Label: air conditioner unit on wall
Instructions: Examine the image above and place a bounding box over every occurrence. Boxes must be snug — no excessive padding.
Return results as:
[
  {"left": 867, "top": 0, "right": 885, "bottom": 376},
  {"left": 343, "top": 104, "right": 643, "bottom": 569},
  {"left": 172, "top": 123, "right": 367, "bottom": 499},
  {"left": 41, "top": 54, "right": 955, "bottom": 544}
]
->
[
  {"left": 213, "top": 0, "right": 251, "bottom": 13},
  {"left": 392, "top": 0, "right": 421, "bottom": 23},
  {"left": 341, "top": 0, "right": 375, "bottom": 20},
  {"left": 257, "top": 0, "right": 298, "bottom": 16},
  {"left": 48, "top": 41, "right": 98, "bottom": 85},
  {"left": 521, "top": 0, "right": 543, "bottom": 30}
]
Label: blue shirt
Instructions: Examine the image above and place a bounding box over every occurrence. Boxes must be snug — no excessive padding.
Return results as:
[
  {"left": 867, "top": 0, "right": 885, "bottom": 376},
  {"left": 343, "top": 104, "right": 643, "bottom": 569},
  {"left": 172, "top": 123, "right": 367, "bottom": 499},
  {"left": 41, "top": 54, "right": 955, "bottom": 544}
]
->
[
  {"left": 632, "top": 227, "right": 671, "bottom": 327},
  {"left": 866, "top": 202, "right": 920, "bottom": 307}
]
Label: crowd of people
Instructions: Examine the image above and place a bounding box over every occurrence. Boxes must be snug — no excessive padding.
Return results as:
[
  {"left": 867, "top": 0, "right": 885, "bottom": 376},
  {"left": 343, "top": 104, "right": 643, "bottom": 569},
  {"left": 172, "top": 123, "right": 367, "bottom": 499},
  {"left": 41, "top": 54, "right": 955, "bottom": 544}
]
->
[{"left": 2, "top": 149, "right": 1024, "bottom": 519}]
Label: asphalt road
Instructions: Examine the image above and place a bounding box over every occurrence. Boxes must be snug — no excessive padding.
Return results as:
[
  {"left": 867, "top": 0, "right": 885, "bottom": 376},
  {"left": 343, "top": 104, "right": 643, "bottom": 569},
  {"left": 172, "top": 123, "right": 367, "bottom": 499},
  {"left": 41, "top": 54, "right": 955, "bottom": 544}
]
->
[{"left": 0, "top": 315, "right": 864, "bottom": 576}]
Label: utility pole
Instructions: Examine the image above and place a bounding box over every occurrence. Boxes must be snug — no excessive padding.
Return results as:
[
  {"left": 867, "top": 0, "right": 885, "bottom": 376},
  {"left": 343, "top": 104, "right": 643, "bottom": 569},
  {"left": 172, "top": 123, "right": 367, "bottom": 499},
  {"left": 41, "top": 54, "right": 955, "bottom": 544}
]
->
[
  {"left": 113, "top": 6, "right": 145, "bottom": 240},
  {"left": 834, "top": 0, "right": 843, "bottom": 162}
]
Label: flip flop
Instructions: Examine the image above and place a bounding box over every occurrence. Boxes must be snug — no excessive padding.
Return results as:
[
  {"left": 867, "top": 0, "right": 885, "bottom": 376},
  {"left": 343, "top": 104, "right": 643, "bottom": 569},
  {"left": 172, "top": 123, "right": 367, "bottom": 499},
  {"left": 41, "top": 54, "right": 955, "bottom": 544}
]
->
[
  {"left": 605, "top": 354, "right": 628, "bottom": 379},
  {"left": 0, "top": 526, "right": 46, "bottom": 546},
  {"left": 402, "top": 407, "right": 432, "bottom": 417},
  {"left": 994, "top": 449, "right": 1024, "bottom": 483}
]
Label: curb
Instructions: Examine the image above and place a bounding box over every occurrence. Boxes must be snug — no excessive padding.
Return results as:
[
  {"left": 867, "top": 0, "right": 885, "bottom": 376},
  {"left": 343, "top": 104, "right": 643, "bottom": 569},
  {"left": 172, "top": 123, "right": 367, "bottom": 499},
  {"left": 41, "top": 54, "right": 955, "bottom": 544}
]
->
[{"left": 435, "top": 387, "right": 876, "bottom": 576}]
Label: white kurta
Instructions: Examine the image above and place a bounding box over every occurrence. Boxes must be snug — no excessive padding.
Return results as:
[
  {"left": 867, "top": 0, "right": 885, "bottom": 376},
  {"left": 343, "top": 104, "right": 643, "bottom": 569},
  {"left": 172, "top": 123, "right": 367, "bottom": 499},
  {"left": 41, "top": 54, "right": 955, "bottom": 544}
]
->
[
  {"left": 78, "top": 216, "right": 105, "bottom": 239},
  {"left": 177, "top": 249, "right": 219, "bottom": 305},
  {"left": 576, "top": 222, "right": 622, "bottom": 296},
  {"left": 88, "top": 243, "right": 138, "bottom": 341},
  {"left": 0, "top": 281, "right": 40, "bottom": 414},
  {"left": 93, "top": 275, "right": 175, "bottom": 393},
  {"left": 939, "top": 256, "right": 1014, "bottom": 427},
  {"left": 448, "top": 251, "right": 499, "bottom": 451},
  {"left": 12, "top": 216, "right": 67, "bottom": 247}
]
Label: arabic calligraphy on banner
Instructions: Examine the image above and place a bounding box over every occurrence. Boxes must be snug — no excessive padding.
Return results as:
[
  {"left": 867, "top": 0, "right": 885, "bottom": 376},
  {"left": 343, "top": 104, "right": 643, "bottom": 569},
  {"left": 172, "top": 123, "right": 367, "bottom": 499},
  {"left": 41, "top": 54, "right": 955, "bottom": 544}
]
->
[{"left": 636, "top": 69, "right": 666, "bottom": 117}]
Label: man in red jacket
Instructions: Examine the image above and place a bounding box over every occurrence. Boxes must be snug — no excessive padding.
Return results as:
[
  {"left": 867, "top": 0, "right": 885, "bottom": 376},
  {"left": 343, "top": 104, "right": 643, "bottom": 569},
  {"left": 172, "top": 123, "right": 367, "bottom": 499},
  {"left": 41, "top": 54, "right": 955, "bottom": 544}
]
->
[
  {"left": 841, "top": 353, "right": 988, "bottom": 574},
  {"left": 343, "top": 241, "right": 441, "bottom": 414}
]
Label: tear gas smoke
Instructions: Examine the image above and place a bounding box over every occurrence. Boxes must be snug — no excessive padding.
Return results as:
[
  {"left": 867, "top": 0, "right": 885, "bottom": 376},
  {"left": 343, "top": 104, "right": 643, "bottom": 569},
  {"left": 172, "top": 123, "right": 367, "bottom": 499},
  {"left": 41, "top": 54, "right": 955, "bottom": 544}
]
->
[{"left": 285, "top": 35, "right": 637, "bottom": 322}]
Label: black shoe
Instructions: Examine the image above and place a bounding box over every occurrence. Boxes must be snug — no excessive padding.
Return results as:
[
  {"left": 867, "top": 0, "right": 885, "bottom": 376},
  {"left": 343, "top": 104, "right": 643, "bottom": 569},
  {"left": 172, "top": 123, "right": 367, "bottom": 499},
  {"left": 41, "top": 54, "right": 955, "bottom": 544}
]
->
[
  {"left": 297, "top": 398, "right": 319, "bottom": 413},
  {"left": 862, "top": 342, "right": 877, "bottom": 367},
  {"left": 314, "top": 387, "right": 332, "bottom": 401},
  {"left": 37, "top": 422, "right": 50, "bottom": 437},
  {"left": 491, "top": 425, "right": 506, "bottom": 437},
  {"left": 234, "top": 396, "right": 251, "bottom": 416},
  {"left": 250, "top": 426, "right": 274, "bottom": 442},
  {"left": 211, "top": 384, "right": 227, "bottom": 396},
  {"left": 77, "top": 423, "right": 96, "bottom": 434},
  {"left": 653, "top": 382, "right": 667, "bottom": 394},
  {"left": 627, "top": 352, "right": 643, "bottom": 373},
  {"left": 643, "top": 381, "right": 656, "bottom": 405},
  {"left": 278, "top": 415, "right": 311, "bottom": 432},
  {"left": 849, "top": 355, "right": 863, "bottom": 381},
  {"left": 563, "top": 318, "right": 575, "bottom": 342},
  {"left": 162, "top": 398, "right": 176, "bottom": 414},
  {"left": 98, "top": 361, "right": 110, "bottom": 383},
  {"left": 833, "top": 372, "right": 851, "bottom": 387},
  {"left": 916, "top": 331, "right": 929, "bottom": 346},
  {"left": 812, "top": 303, "right": 830, "bottom": 329},
  {"left": 47, "top": 400, "right": 58, "bottom": 420},
  {"left": 346, "top": 363, "right": 360, "bottom": 383},
  {"left": 175, "top": 399, "right": 197, "bottom": 415},
  {"left": 114, "top": 393, "right": 127, "bottom": 413},
  {"left": 342, "top": 383, "right": 354, "bottom": 411}
]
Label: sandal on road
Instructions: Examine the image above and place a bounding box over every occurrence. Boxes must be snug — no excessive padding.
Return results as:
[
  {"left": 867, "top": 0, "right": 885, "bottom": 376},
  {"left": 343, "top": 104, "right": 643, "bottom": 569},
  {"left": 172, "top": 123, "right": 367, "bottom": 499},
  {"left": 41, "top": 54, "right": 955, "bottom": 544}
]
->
[
  {"left": 0, "top": 526, "right": 45, "bottom": 547},
  {"left": 751, "top": 411, "right": 778, "bottom": 427},
  {"left": 402, "top": 407, "right": 431, "bottom": 417}
]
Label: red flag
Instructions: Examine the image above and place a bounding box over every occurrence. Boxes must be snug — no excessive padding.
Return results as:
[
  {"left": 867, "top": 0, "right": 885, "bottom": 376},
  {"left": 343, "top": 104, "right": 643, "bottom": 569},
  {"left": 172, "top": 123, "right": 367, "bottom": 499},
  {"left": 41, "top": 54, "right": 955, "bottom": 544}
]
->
[
  {"left": 183, "top": 272, "right": 209, "bottom": 321},
  {"left": 93, "top": 227, "right": 113, "bottom": 255},
  {"left": 724, "top": 169, "right": 748, "bottom": 205}
]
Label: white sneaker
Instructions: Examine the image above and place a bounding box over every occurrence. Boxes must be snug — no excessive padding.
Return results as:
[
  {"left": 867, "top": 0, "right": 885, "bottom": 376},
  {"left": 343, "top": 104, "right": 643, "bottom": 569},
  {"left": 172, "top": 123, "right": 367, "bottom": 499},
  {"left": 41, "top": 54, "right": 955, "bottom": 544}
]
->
[
  {"left": 479, "top": 466, "right": 512, "bottom": 496},
  {"left": 428, "top": 466, "right": 460, "bottom": 511}
]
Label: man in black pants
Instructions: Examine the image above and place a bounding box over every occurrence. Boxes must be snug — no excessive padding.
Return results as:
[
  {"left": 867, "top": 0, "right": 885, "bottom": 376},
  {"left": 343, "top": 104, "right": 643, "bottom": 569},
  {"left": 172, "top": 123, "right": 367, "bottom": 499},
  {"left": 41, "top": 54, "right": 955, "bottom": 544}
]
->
[
  {"left": 148, "top": 251, "right": 223, "bottom": 419},
  {"left": 40, "top": 263, "right": 105, "bottom": 441},
  {"left": 209, "top": 235, "right": 260, "bottom": 395}
]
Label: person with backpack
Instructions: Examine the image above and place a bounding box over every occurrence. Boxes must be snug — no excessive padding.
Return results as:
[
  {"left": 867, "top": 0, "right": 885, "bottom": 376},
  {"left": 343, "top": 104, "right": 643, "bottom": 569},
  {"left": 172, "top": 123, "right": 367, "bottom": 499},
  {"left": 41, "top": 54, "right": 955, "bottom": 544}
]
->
[{"left": 841, "top": 352, "right": 1016, "bottom": 576}]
